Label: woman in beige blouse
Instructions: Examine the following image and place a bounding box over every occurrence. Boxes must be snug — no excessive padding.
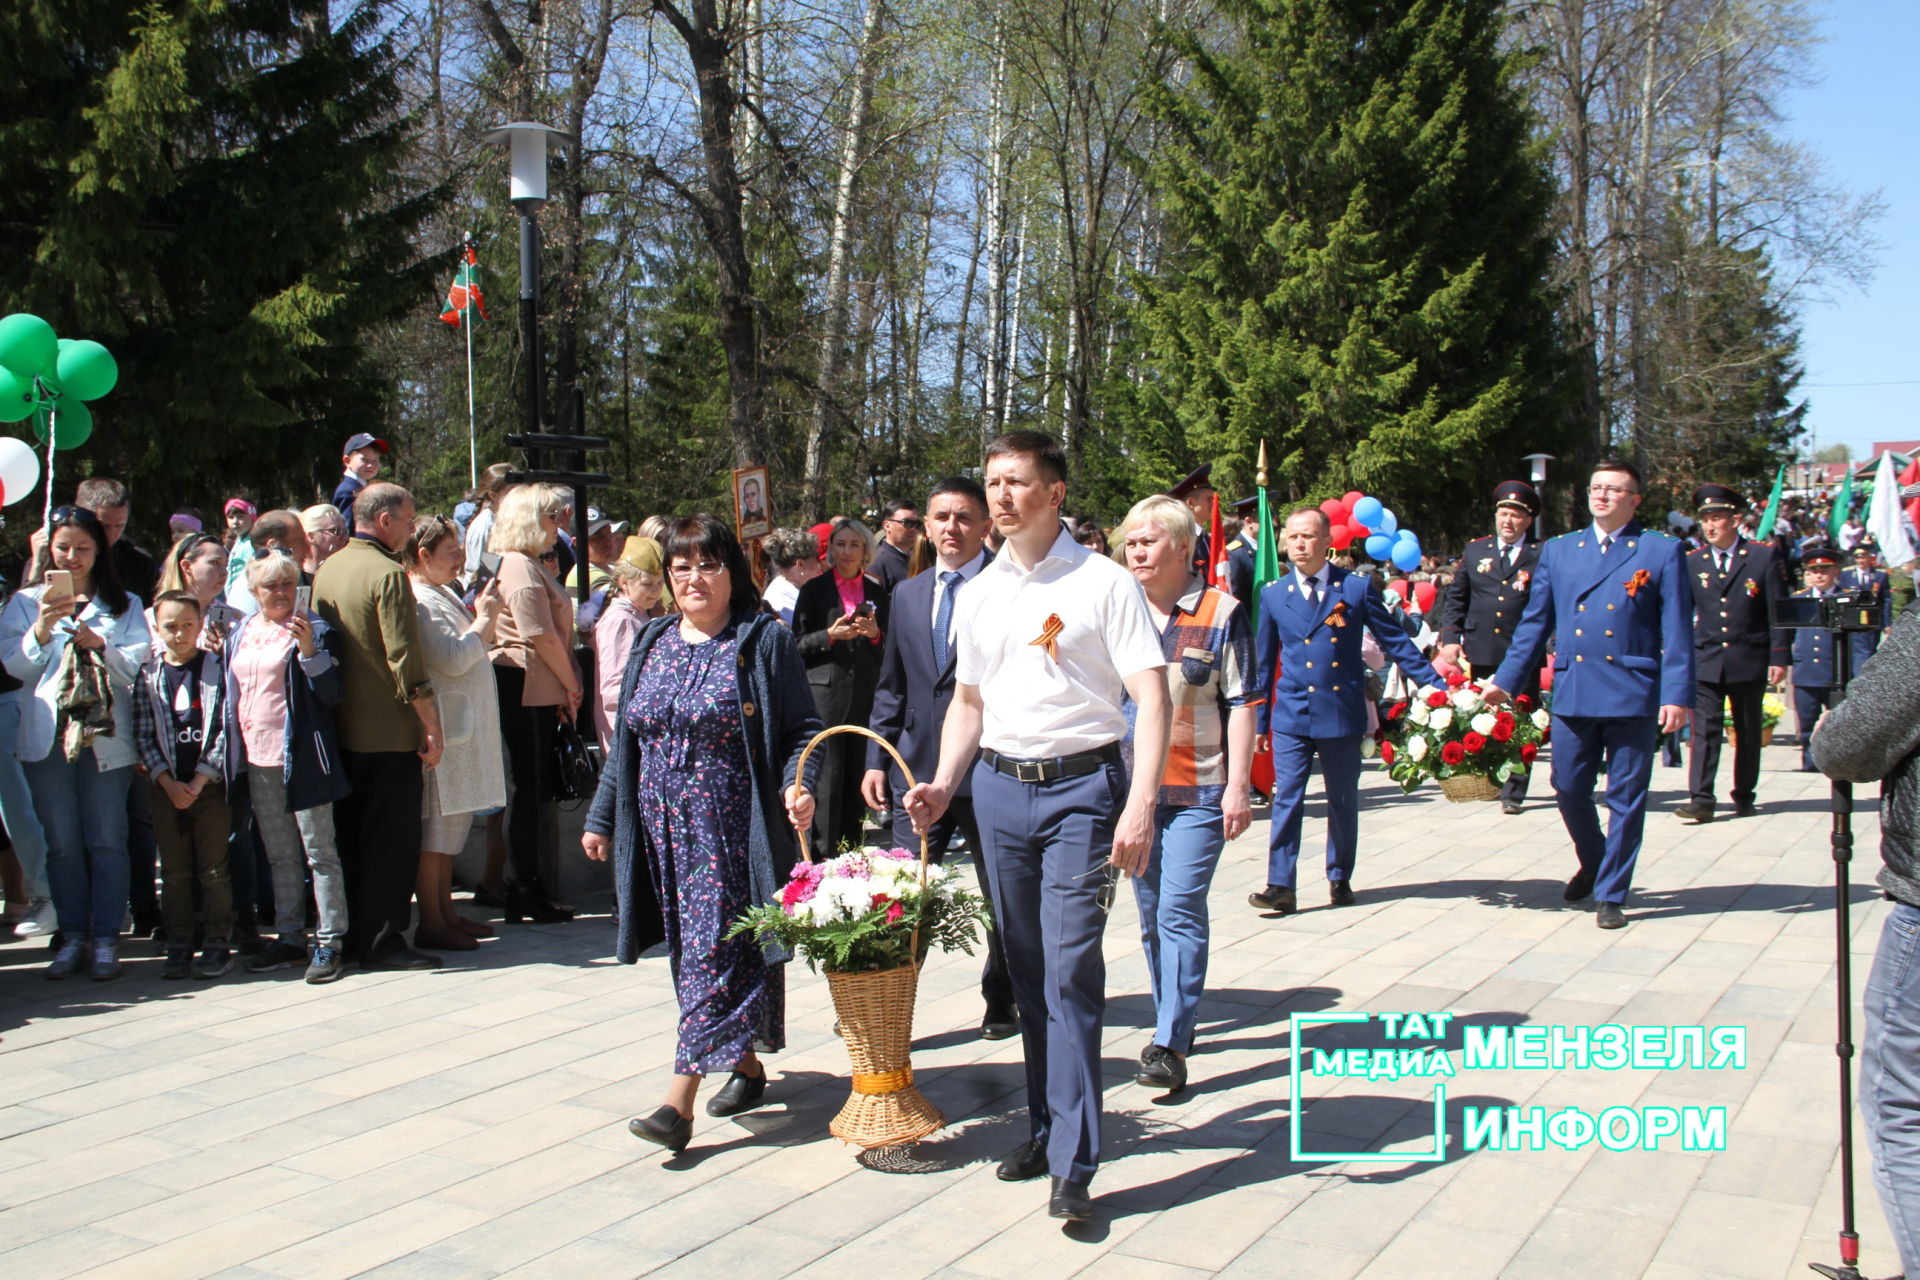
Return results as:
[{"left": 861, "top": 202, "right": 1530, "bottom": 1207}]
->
[{"left": 487, "top": 485, "right": 582, "bottom": 924}]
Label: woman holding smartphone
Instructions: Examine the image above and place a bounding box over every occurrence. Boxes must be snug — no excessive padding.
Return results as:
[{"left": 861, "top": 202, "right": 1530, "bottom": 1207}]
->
[
  {"left": 0, "top": 506, "right": 152, "bottom": 979},
  {"left": 790, "top": 519, "right": 887, "bottom": 853}
]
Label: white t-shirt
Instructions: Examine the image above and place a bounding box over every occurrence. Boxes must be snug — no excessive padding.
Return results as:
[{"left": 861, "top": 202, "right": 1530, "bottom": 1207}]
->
[
  {"left": 953, "top": 525, "right": 1166, "bottom": 757},
  {"left": 763, "top": 574, "right": 801, "bottom": 626}
]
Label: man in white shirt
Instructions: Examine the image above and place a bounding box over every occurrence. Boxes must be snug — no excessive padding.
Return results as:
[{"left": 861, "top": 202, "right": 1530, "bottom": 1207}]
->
[{"left": 904, "top": 431, "right": 1171, "bottom": 1223}]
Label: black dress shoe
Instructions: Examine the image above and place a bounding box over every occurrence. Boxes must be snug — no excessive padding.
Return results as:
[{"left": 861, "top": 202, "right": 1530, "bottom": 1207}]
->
[
  {"left": 1329, "top": 880, "right": 1355, "bottom": 907},
  {"left": 1135, "top": 1044, "right": 1187, "bottom": 1093},
  {"left": 1048, "top": 1176, "right": 1094, "bottom": 1221},
  {"left": 980, "top": 1005, "right": 1019, "bottom": 1041},
  {"left": 705, "top": 1064, "right": 768, "bottom": 1117},
  {"left": 1563, "top": 870, "right": 1595, "bottom": 902},
  {"left": 1672, "top": 803, "right": 1715, "bottom": 823},
  {"left": 997, "top": 1138, "right": 1048, "bottom": 1182},
  {"left": 1248, "top": 884, "right": 1296, "bottom": 914},
  {"left": 629, "top": 1105, "right": 692, "bottom": 1152},
  {"left": 1595, "top": 902, "right": 1627, "bottom": 930}
]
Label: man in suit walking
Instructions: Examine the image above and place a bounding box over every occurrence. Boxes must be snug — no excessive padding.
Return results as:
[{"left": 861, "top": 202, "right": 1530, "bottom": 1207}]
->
[
  {"left": 1248, "top": 507, "right": 1441, "bottom": 915},
  {"left": 904, "top": 431, "right": 1170, "bottom": 1222},
  {"left": 1788, "top": 543, "right": 1845, "bottom": 772},
  {"left": 1674, "top": 483, "right": 1788, "bottom": 823},
  {"left": 1436, "top": 480, "right": 1545, "bottom": 814},
  {"left": 1484, "top": 459, "right": 1694, "bottom": 929},
  {"left": 863, "top": 476, "right": 1016, "bottom": 1040},
  {"left": 1844, "top": 541, "right": 1892, "bottom": 669}
]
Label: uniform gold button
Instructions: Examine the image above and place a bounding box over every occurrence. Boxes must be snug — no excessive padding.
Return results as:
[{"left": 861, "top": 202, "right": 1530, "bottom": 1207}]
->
[
  {"left": 1332, "top": 685, "right": 1341, "bottom": 692},
  {"left": 1720, "top": 611, "right": 1728, "bottom": 618},
  {"left": 1331, "top": 661, "right": 1339, "bottom": 668},
  {"left": 1306, "top": 661, "right": 1314, "bottom": 668},
  {"left": 1494, "top": 627, "right": 1502, "bottom": 634},
  {"left": 1606, "top": 654, "right": 1614, "bottom": 661},
  {"left": 1605, "top": 630, "right": 1613, "bottom": 637},
  {"left": 1608, "top": 604, "right": 1616, "bottom": 610},
  {"left": 741, "top": 701, "right": 756, "bottom": 716},
  {"left": 1576, "top": 655, "right": 1584, "bottom": 662},
  {"left": 1579, "top": 605, "right": 1586, "bottom": 612},
  {"left": 1308, "top": 685, "right": 1316, "bottom": 692},
  {"left": 1575, "top": 629, "right": 1583, "bottom": 636}
]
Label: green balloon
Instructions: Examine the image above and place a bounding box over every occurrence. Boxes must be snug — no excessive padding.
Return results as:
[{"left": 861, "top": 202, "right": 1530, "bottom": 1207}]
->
[
  {"left": 55, "top": 340, "right": 117, "bottom": 401},
  {"left": 31, "top": 398, "right": 92, "bottom": 450},
  {"left": 0, "top": 368, "right": 34, "bottom": 423},
  {"left": 0, "top": 314, "right": 58, "bottom": 380}
]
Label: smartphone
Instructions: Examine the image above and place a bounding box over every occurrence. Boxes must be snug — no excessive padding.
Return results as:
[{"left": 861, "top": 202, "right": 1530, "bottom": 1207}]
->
[
  {"left": 855, "top": 600, "right": 877, "bottom": 618},
  {"left": 205, "top": 601, "right": 242, "bottom": 635},
  {"left": 43, "top": 570, "right": 73, "bottom": 603},
  {"left": 478, "top": 551, "right": 503, "bottom": 583},
  {"left": 294, "top": 585, "right": 311, "bottom": 615}
]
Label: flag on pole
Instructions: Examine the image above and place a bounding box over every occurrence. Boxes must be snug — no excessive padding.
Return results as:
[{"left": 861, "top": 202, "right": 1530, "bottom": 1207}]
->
[
  {"left": 1206, "top": 492, "right": 1227, "bottom": 590},
  {"left": 1253, "top": 442, "right": 1281, "bottom": 594},
  {"left": 1866, "top": 450, "right": 1917, "bottom": 568},
  {"left": 1754, "top": 463, "right": 1786, "bottom": 540},
  {"left": 441, "top": 247, "right": 487, "bottom": 327},
  {"left": 1828, "top": 463, "right": 1854, "bottom": 544}
]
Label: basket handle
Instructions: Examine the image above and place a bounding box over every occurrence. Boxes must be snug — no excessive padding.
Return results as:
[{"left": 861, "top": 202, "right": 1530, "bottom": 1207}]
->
[{"left": 791, "top": 723, "right": 932, "bottom": 958}]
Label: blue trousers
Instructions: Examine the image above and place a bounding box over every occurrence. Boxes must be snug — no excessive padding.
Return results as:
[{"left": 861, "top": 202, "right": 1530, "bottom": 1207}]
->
[
  {"left": 973, "top": 758, "right": 1122, "bottom": 1185},
  {"left": 1864, "top": 901, "right": 1920, "bottom": 1277},
  {"left": 1265, "top": 733, "right": 1361, "bottom": 888},
  {"left": 1550, "top": 714, "right": 1655, "bottom": 905},
  {"left": 890, "top": 797, "right": 1013, "bottom": 1009},
  {"left": 0, "top": 690, "right": 49, "bottom": 898},
  {"left": 1134, "top": 803, "right": 1225, "bottom": 1055},
  {"left": 26, "top": 751, "right": 133, "bottom": 941},
  {"left": 1795, "top": 685, "right": 1839, "bottom": 769}
]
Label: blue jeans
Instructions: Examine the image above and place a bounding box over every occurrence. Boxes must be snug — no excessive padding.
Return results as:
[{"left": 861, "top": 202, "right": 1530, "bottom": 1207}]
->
[
  {"left": 0, "top": 690, "right": 50, "bottom": 897},
  {"left": 1134, "top": 803, "right": 1225, "bottom": 1055},
  {"left": 26, "top": 751, "right": 132, "bottom": 941},
  {"left": 1864, "top": 900, "right": 1920, "bottom": 1276}
]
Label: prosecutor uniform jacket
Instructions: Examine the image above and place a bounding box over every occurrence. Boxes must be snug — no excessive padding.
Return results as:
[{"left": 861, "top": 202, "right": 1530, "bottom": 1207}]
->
[
  {"left": 1254, "top": 566, "right": 1439, "bottom": 738},
  {"left": 1437, "top": 534, "right": 1542, "bottom": 673},
  {"left": 1684, "top": 538, "right": 1789, "bottom": 682},
  {"left": 1789, "top": 590, "right": 1838, "bottom": 690},
  {"left": 1492, "top": 520, "right": 1694, "bottom": 719}
]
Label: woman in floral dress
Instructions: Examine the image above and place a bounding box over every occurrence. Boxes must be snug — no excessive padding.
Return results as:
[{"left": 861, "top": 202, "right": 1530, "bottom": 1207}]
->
[{"left": 584, "top": 514, "right": 822, "bottom": 1152}]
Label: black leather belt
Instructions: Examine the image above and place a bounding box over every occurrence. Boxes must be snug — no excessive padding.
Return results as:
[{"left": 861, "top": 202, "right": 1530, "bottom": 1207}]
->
[{"left": 980, "top": 742, "right": 1121, "bottom": 784}]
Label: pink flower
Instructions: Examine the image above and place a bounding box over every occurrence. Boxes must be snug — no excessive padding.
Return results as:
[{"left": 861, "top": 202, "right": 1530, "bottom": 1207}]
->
[{"left": 886, "top": 901, "right": 904, "bottom": 925}]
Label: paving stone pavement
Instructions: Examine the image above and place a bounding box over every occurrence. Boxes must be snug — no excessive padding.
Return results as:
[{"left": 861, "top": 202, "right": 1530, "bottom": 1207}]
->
[{"left": 0, "top": 742, "right": 1900, "bottom": 1279}]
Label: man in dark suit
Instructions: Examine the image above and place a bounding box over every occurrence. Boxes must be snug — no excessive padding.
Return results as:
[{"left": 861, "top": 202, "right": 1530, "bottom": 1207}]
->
[
  {"left": 1674, "top": 484, "right": 1788, "bottom": 823},
  {"left": 1224, "top": 495, "right": 1260, "bottom": 605},
  {"left": 1436, "top": 480, "right": 1544, "bottom": 814},
  {"left": 1249, "top": 507, "right": 1441, "bottom": 914},
  {"left": 1844, "top": 541, "right": 1892, "bottom": 669},
  {"left": 872, "top": 500, "right": 921, "bottom": 595},
  {"left": 863, "top": 476, "right": 1015, "bottom": 1039},
  {"left": 1169, "top": 464, "right": 1216, "bottom": 581},
  {"left": 1789, "top": 543, "right": 1845, "bottom": 772},
  {"left": 1485, "top": 458, "right": 1694, "bottom": 929}
]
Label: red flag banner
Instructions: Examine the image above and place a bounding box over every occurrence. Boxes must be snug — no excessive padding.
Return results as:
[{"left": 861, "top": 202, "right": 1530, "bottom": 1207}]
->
[
  {"left": 440, "top": 246, "right": 487, "bottom": 327},
  {"left": 1207, "top": 491, "right": 1227, "bottom": 589}
]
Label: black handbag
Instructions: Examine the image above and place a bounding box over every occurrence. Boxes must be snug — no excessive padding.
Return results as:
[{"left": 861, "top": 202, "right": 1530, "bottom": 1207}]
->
[{"left": 553, "top": 718, "right": 601, "bottom": 803}]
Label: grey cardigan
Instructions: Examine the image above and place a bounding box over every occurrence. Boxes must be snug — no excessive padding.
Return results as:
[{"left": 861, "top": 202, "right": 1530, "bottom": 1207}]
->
[
  {"left": 586, "top": 611, "right": 823, "bottom": 964},
  {"left": 1811, "top": 599, "right": 1920, "bottom": 907}
]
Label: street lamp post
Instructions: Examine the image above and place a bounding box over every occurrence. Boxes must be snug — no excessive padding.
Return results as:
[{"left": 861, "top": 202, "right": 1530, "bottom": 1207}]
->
[
  {"left": 481, "top": 122, "right": 573, "bottom": 441},
  {"left": 1522, "top": 452, "right": 1555, "bottom": 540}
]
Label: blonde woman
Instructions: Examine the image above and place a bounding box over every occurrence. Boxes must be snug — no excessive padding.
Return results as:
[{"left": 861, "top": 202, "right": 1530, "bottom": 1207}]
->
[
  {"left": 487, "top": 485, "right": 581, "bottom": 923},
  {"left": 790, "top": 518, "right": 887, "bottom": 853}
]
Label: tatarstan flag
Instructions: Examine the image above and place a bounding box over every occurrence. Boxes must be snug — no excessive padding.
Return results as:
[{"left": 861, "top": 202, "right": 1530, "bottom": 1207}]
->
[{"left": 440, "top": 247, "right": 487, "bottom": 327}]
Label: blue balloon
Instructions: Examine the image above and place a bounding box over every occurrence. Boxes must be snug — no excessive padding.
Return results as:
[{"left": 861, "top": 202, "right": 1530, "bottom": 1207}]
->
[
  {"left": 1351, "top": 496, "right": 1384, "bottom": 528},
  {"left": 1364, "top": 533, "right": 1394, "bottom": 561},
  {"left": 1390, "top": 540, "right": 1422, "bottom": 571},
  {"left": 1377, "top": 507, "right": 1398, "bottom": 534},
  {"left": 1396, "top": 528, "right": 1420, "bottom": 549}
]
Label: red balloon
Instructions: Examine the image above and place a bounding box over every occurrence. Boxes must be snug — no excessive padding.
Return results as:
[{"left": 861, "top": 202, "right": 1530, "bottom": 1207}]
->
[
  {"left": 1318, "top": 498, "right": 1344, "bottom": 522},
  {"left": 1343, "top": 490, "right": 1364, "bottom": 507},
  {"left": 1329, "top": 522, "right": 1354, "bottom": 550},
  {"left": 1413, "top": 581, "right": 1438, "bottom": 613},
  {"left": 1386, "top": 578, "right": 1411, "bottom": 608}
]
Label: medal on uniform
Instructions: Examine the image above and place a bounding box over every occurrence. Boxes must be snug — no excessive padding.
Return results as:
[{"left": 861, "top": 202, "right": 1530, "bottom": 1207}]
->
[
  {"left": 1029, "top": 613, "right": 1064, "bottom": 661},
  {"left": 1514, "top": 571, "right": 1530, "bottom": 591},
  {"left": 1476, "top": 557, "right": 1493, "bottom": 575},
  {"left": 1746, "top": 578, "right": 1759, "bottom": 598}
]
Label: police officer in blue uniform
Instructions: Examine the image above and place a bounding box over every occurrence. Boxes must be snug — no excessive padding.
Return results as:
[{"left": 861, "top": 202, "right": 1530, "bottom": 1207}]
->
[
  {"left": 1169, "top": 464, "right": 1217, "bottom": 582},
  {"left": 1436, "top": 480, "right": 1544, "bottom": 814},
  {"left": 1484, "top": 458, "right": 1694, "bottom": 930},
  {"left": 1248, "top": 506, "right": 1440, "bottom": 915},
  {"left": 1673, "top": 484, "right": 1788, "bottom": 823},
  {"left": 1790, "top": 543, "right": 1845, "bottom": 772},
  {"left": 1224, "top": 496, "right": 1260, "bottom": 605},
  {"left": 1844, "top": 541, "right": 1892, "bottom": 669}
]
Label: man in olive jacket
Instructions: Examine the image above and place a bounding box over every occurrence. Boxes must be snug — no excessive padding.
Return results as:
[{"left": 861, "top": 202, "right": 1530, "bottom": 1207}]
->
[
  {"left": 313, "top": 482, "right": 444, "bottom": 971},
  {"left": 1810, "top": 599, "right": 1920, "bottom": 1277}
]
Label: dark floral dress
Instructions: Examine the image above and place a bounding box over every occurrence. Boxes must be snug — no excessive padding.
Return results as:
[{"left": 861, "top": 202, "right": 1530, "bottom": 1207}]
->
[{"left": 626, "top": 623, "right": 784, "bottom": 1074}]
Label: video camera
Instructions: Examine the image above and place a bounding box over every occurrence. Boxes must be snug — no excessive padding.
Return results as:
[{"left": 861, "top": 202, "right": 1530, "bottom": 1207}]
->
[{"left": 1771, "top": 589, "right": 1882, "bottom": 632}]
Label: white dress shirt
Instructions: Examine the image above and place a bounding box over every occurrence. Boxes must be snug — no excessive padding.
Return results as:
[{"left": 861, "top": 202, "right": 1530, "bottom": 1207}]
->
[
  {"left": 927, "top": 548, "right": 989, "bottom": 630},
  {"left": 953, "top": 526, "right": 1166, "bottom": 756}
]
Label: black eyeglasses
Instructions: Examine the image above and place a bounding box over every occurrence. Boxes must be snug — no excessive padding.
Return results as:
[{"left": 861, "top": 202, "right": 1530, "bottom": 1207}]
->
[{"left": 888, "top": 516, "right": 924, "bottom": 530}]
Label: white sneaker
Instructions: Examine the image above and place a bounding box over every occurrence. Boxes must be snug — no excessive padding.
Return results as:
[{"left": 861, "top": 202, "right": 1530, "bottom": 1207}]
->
[{"left": 13, "top": 898, "right": 55, "bottom": 937}]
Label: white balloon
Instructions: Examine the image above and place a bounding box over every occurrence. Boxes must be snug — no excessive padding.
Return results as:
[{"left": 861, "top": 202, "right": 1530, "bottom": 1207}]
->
[{"left": 0, "top": 436, "right": 42, "bottom": 505}]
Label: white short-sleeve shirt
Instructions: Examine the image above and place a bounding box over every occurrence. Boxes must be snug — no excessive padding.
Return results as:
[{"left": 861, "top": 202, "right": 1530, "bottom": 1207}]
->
[{"left": 953, "top": 525, "right": 1167, "bottom": 756}]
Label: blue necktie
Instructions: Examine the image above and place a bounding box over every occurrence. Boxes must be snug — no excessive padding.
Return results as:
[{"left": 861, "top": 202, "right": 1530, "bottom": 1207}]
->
[{"left": 933, "top": 570, "right": 963, "bottom": 670}]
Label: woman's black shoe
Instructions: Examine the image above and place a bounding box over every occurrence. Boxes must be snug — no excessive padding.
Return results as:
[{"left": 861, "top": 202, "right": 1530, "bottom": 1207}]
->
[
  {"left": 705, "top": 1064, "right": 768, "bottom": 1117},
  {"left": 502, "top": 886, "right": 575, "bottom": 924},
  {"left": 628, "top": 1105, "right": 692, "bottom": 1152}
]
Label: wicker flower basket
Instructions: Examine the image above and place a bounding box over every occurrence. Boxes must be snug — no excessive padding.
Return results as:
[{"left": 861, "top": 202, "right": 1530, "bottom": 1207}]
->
[
  {"left": 795, "top": 725, "right": 945, "bottom": 1150},
  {"left": 1438, "top": 773, "right": 1502, "bottom": 803}
]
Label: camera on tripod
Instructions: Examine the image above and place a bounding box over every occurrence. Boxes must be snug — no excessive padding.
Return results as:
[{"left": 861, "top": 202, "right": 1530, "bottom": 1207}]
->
[{"left": 1772, "top": 589, "right": 1882, "bottom": 632}]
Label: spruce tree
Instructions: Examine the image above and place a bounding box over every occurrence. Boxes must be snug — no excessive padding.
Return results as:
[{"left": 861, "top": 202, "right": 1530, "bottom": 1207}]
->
[
  {"left": 0, "top": 0, "right": 441, "bottom": 525},
  {"left": 1124, "top": 0, "right": 1575, "bottom": 539}
]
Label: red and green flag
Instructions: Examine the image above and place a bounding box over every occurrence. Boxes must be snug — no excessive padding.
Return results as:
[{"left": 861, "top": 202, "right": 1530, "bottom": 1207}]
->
[{"left": 440, "top": 247, "right": 487, "bottom": 327}]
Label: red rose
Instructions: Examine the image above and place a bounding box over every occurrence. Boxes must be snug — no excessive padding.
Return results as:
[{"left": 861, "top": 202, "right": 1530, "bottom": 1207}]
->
[
  {"left": 1520, "top": 743, "right": 1538, "bottom": 764},
  {"left": 1494, "top": 711, "right": 1515, "bottom": 729},
  {"left": 886, "top": 901, "right": 904, "bottom": 925},
  {"left": 1440, "top": 741, "right": 1467, "bottom": 765},
  {"left": 1380, "top": 741, "right": 1395, "bottom": 765},
  {"left": 1490, "top": 721, "right": 1514, "bottom": 742},
  {"left": 1462, "top": 732, "right": 1487, "bottom": 753},
  {"left": 1541, "top": 726, "right": 1551, "bottom": 744},
  {"left": 1387, "top": 702, "right": 1408, "bottom": 721},
  {"left": 1427, "top": 691, "right": 1450, "bottom": 708},
  {"left": 1444, "top": 668, "right": 1467, "bottom": 688},
  {"left": 1515, "top": 695, "right": 1533, "bottom": 710}
]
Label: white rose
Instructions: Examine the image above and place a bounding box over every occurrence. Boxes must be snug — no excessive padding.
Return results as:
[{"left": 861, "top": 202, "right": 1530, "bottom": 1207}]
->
[
  {"left": 1408, "top": 703, "right": 1430, "bottom": 726},
  {"left": 1408, "top": 735, "right": 1430, "bottom": 762},
  {"left": 1361, "top": 736, "right": 1379, "bottom": 759},
  {"left": 1470, "top": 713, "right": 1496, "bottom": 736},
  {"left": 1532, "top": 709, "right": 1551, "bottom": 731},
  {"left": 1451, "top": 688, "right": 1478, "bottom": 710},
  {"left": 1428, "top": 707, "right": 1452, "bottom": 732}
]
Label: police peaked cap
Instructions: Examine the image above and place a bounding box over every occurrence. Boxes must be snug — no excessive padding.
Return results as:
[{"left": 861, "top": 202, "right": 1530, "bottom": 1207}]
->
[
  {"left": 1168, "top": 463, "right": 1215, "bottom": 499},
  {"left": 1692, "top": 483, "right": 1744, "bottom": 514},
  {"left": 1492, "top": 480, "right": 1540, "bottom": 517}
]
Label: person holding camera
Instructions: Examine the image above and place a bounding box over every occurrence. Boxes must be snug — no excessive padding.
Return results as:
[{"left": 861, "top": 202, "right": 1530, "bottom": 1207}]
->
[
  {"left": 1811, "top": 595, "right": 1920, "bottom": 1278},
  {"left": 793, "top": 519, "right": 888, "bottom": 853}
]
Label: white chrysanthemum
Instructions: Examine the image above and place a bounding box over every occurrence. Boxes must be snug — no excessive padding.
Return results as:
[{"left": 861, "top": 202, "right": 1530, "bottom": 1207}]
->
[
  {"left": 1408, "top": 735, "right": 1430, "bottom": 762},
  {"left": 1470, "top": 712, "right": 1497, "bottom": 736},
  {"left": 1532, "top": 709, "right": 1551, "bottom": 731},
  {"left": 1451, "top": 687, "right": 1479, "bottom": 710},
  {"left": 1428, "top": 707, "right": 1452, "bottom": 732},
  {"left": 1408, "top": 703, "right": 1430, "bottom": 726}
]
